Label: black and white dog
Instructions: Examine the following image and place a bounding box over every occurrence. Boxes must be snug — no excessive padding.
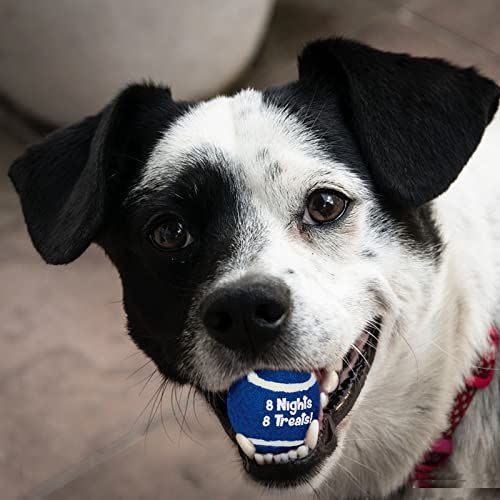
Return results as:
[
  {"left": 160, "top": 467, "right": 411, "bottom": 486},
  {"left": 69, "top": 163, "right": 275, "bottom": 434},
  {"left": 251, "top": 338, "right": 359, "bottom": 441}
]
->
[{"left": 9, "top": 39, "right": 500, "bottom": 497}]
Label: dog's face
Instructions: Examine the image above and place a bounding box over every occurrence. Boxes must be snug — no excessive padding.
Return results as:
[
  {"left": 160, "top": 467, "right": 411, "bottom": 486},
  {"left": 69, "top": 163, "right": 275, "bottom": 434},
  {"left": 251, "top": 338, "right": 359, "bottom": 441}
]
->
[{"left": 10, "top": 39, "right": 499, "bottom": 496}]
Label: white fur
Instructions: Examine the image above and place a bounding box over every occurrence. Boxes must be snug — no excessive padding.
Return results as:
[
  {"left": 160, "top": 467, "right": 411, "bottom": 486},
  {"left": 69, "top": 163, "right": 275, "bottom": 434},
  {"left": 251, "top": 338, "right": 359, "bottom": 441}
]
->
[
  {"left": 140, "top": 89, "right": 500, "bottom": 497},
  {"left": 137, "top": 89, "right": 366, "bottom": 200}
]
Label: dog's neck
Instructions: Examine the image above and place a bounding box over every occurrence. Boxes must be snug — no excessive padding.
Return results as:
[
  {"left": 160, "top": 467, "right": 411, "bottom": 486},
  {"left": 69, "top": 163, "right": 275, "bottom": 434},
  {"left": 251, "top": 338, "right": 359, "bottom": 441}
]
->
[
  {"left": 412, "top": 328, "right": 498, "bottom": 487},
  {"left": 392, "top": 337, "right": 499, "bottom": 499},
  {"left": 431, "top": 363, "right": 500, "bottom": 494},
  {"left": 414, "top": 111, "right": 500, "bottom": 494}
]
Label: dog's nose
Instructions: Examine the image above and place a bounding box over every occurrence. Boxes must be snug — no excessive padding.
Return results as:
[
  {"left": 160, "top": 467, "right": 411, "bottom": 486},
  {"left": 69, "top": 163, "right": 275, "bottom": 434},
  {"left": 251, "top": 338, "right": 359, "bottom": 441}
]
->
[{"left": 201, "top": 275, "right": 291, "bottom": 352}]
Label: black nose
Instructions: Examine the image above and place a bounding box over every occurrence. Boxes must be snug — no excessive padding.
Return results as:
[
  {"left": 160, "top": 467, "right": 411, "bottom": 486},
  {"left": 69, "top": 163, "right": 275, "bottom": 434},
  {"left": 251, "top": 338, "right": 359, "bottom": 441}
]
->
[{"left": 201, "top": 275, "right": 291, "bottom": 353}]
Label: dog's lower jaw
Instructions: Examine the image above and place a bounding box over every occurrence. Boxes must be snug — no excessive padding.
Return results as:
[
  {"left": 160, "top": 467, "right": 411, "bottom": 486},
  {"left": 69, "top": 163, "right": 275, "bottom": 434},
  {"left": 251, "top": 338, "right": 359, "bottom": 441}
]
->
[{"left": 204, "top": 320, "right": 382, "bottom": 489}]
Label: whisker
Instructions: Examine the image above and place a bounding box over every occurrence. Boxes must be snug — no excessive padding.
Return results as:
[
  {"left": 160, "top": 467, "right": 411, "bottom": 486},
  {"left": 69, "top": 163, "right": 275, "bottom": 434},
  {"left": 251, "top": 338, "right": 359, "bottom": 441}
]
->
[
  {"left": 133, "top": 377, "right": 165, "bottom": 431},
  {"left": 111, "top": 152, "right": 147, "bottom": 166},
  {"left": 398, "top": 329, "right": 420, "bottom": 383},
  {"left": 191, "top": 390, "right": 204, "bottom": 430},
  {"left": 304, "top": 476, "right": 322, "bottom": 499},
  {"left": 168, "top": 384, "right": 204, "bottom": 447},
  {"left": 145, "top": 378, "right": 167, "bottom": 436},
  {"left": 304, "top": 83, "right": 319, "bottom": 122},
  {"left": 342, "top": 454, "right": 380, "bottom": 476},
  {"left": 179, "top": 385, "right": 194, "bottom": 438},
  {"left": 159, "top": 381, "right": 173, "bottom": 444},
  {"left": 132, "top": 372, "right": 158, "bottom": 393},
  {"left": 169, "top": 384, "right": 182, "bottom": 437},
  {"left": 351, "top": 344, "right": 371, "bottom": 370},
  {"left": 127, "top": 359, "right": 153, "bottom": 380},
  {"left": 310, "top": 100, "right": 328, "bottom": 130},
  {"left": 336, "top": 462, "right": 368, "bottom": 496}
]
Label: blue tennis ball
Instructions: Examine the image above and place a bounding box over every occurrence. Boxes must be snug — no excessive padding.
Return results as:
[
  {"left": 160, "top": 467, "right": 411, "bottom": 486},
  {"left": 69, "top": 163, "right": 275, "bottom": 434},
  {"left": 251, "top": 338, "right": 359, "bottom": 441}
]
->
[{"left": 227, "top": 370, "right": 320, "bottom": 454}]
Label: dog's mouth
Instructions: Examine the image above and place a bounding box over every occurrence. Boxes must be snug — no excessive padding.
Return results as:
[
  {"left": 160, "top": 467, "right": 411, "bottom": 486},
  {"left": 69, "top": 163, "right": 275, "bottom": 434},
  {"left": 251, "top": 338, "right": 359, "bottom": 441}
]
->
[{"left": 205, "top": 318, "right": 381, "bottom": 488}]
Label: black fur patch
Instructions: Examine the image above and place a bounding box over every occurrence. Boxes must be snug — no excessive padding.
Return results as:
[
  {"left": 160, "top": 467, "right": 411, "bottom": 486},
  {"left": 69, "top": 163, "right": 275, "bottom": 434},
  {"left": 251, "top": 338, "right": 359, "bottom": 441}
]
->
[
  {"left": 264, "top": 80, "right": 444, "bottom": 260},
  {"left": 382, "top": 203, "right": 444, "bottom": 261},
  {"left": 263, "top": 81, "right": 371, "bottom": 187},
  {"left": 104, "top": 153, "right": 264, "bottom": 382},
  {"left": 297, "top": 38, "right": 500, "bottom": 208},
  {"left": 264, "top": 38, "right": 499, "bottom": 261},
  {"left": 9, "top": 83, "right": 190, "bottom": 264}
]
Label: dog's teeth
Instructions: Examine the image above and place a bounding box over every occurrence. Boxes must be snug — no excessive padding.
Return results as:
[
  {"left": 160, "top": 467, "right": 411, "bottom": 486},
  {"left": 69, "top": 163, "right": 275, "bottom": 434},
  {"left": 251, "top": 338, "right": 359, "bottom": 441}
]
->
[
  {"left": 305, "top": 419, "right": 319, "bottom": 449},
  {"left": 323, "top": 370, "right": 340, "bottom": 393},
  {"left": 297, "top": 445, "right": 309, "bottom": 458},
  {"left": 235, "top": 433, "right": 255, "bottom": 459},
  {"left": 246, "top": 444, "right": 312, "bottom": 466},
  {"left": 320, "top": 391, "right": 329, "bottom": 409},
  {"left": 334, "top": 357, "right": 343, "bottom": 373}
]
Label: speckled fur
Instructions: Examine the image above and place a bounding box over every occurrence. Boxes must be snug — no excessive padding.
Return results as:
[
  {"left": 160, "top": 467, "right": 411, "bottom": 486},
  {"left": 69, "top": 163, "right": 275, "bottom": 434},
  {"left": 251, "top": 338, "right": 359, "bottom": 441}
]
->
[{"left": 137, "top": 91, "right": 500, "bottom": 497}]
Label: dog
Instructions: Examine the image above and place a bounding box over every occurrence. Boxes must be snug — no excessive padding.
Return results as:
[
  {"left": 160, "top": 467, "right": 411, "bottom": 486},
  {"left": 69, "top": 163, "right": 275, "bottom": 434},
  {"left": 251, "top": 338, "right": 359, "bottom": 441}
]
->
[{"left": 8, "top": 38, "right": 500, "bottom": 498}]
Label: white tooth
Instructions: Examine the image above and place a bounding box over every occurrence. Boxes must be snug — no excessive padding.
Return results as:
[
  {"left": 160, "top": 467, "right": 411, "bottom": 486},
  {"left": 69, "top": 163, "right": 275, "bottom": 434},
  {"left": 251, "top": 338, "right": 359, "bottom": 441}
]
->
[
  {"left": 305, "top": 419, "right": 319, "bottom": 449},
  {"left": 279, "top": 453, "right": 289, "bottom": 463},
  {"left": 323, "top": 370, "right": 339, "bottom": 393},
  {"left": 254, "top": 453, "right": 265, "bottom": 465},
  {"left": 334, "top": 357, "right": 343, "bottom": 373},
  {"left": 235, "top": 433, "right": 255, "bottom": 459},
  {"left": 288, "top": 449, "right": 298, "bottom": 461},
  {"left": 297, "top": 445, "right": 309, "bottom": 458},
  {"left": 264, "top": 453, "right": 273, "bottom": 464},
  {"left": 320, "top": 392, "right": 329, "bottom": 409},
  {"left": 273, "top": 454, "right": 282, "bottom": 464}
]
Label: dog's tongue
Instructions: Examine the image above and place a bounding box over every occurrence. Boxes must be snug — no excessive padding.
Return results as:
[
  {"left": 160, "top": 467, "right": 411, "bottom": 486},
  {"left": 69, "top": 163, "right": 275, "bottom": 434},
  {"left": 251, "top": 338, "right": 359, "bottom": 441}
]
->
[{"left": 226, "top": 370, "right": 321, "bottom": 461}]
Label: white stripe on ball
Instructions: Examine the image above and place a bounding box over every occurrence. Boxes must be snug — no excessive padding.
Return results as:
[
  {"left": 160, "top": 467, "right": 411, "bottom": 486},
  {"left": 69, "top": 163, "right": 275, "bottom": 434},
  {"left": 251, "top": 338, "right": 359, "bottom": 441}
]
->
[
  {"left": 248, "top": 438, "right": 305, "bottom": 447},
  {"left": 246, "top": 371, "right": 316, "bottom": 393}
]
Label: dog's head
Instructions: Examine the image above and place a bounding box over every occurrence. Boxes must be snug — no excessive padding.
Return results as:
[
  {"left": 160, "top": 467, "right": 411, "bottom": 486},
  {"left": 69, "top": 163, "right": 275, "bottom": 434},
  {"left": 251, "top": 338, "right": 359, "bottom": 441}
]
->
[{"left": 10, "top": 39, "right": 499, "bottom": 495}]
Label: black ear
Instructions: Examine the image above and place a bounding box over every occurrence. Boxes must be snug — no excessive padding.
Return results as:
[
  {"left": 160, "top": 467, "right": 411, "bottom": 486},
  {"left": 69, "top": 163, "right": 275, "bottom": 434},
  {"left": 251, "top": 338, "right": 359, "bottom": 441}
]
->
[
  {"left": 298, "top": 38, "right": 500, "bottom": 207},
  {"left": 9, "top": 84, "right": 184, "bottom": 264}
]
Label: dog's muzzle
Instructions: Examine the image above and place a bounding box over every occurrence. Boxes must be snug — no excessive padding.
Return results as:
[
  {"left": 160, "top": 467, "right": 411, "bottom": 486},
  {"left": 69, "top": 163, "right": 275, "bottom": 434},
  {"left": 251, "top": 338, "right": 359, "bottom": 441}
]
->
[
  {"left": 199, "top": 275, "right": 382, "bottom": 488},
  {"left": 200, "top": 274, "right": 291, "bottom": 355}
]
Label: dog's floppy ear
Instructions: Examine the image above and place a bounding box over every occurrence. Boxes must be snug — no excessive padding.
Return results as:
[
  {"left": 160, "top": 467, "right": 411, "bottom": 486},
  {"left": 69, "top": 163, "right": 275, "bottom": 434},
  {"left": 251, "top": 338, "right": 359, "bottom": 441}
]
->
[
  {"left": 298, "top": 38, "right": 500, "bottom": 207},
  {"left": 9, "top": 84, "right": 180, "bottom": 264}
]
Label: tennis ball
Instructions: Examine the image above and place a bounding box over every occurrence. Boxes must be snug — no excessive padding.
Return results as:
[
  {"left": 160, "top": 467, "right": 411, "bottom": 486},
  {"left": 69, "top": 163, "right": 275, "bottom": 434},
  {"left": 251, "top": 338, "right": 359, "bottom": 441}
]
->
[{"left": 227, "top": 370, "right": 320, "bottom": 454}]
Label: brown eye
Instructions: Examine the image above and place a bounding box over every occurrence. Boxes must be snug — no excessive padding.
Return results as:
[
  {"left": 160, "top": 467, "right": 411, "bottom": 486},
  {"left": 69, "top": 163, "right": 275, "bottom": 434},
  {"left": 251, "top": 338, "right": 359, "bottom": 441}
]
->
[
  {"left": 150, "top": 219, "right": 193, "bottom": 250},
  {"left": 304, "top": 189, "right": 349, "bottom": 225}
]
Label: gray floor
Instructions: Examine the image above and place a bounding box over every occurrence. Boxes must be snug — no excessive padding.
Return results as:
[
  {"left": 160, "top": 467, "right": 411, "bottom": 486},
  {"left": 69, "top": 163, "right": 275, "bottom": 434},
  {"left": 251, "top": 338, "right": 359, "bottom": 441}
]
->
[{"left": 1, "top": 1, "right": 500, "bottom": 499}]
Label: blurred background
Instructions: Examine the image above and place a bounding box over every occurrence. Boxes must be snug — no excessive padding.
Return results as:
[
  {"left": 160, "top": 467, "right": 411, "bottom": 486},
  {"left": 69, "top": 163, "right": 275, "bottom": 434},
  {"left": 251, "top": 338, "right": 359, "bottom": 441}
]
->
[{"left": 1, "top": 1, "right": 499, "bottom": 498}]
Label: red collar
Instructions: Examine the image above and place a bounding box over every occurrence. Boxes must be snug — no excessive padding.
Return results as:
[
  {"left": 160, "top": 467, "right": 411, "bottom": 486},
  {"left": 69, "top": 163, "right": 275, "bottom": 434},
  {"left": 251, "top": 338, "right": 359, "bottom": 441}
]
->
[{"left": 412, "top": 326, "right": 499, "bottom": 488}]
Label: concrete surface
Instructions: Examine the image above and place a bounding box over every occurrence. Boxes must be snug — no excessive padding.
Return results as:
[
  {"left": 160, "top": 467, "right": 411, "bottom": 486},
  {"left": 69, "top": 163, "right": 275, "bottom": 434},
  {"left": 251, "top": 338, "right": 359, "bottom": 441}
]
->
[{"left": 1, "top": 0, "right": 500, "bottom": 499}]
